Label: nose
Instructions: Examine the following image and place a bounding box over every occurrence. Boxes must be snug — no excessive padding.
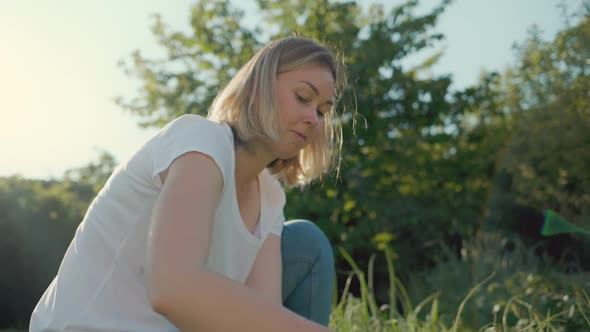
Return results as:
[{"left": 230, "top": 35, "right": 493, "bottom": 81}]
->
[{"left": 303, "top": 104, "right": 319, "bottom": 127}]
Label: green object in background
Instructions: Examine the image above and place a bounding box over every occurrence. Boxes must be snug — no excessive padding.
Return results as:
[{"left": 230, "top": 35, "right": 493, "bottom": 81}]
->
[{"left": 541, "top": 209, "right": 590, "bottom": 236}]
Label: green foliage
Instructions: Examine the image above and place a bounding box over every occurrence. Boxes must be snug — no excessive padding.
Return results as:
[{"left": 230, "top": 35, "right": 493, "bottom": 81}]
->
[
  {"left": 63, "top": 150, "right": 117, "bottom": 194},
  {"left": 332, "top": 241, "right": 590, "bottom": 331},
  {"left": 406, "top": 233, "right": 590, "bottom": 330},
  {"left": 501, "top": 14, "right": 590, "bottom": 224},
  {"left": 0, "top": 176, "right": 90, "bottom": 327},
  {"left": 0, "top": 152, "right": 113, "bottom": 328},
  {"left": 482, "top": 10, "right": 590, "bottom": 270},
  {"left": 115, "top": 0, "right": 261, "bottom": 127}
]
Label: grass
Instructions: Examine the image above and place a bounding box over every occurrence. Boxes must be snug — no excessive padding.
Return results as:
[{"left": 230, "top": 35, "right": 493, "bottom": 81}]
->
[{"left": 329, "top": 240, "right": 590, "bottom": 331}]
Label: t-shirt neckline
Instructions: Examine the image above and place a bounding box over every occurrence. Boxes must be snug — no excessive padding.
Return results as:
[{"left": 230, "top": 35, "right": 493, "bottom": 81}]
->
[{"left": 223, "top": 123, "right": 266, "bottom": 244}]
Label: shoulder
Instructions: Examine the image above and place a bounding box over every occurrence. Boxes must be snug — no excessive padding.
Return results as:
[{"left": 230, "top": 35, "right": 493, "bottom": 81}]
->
[
  {"left": 152, "top": 114, "right": 234, "bottom": 187},
  {"left": 160, "top": 114, "right": 230, "bottom": 140},
  {"left": 157, "top": 114, "right": 234, "bottom": 158}
]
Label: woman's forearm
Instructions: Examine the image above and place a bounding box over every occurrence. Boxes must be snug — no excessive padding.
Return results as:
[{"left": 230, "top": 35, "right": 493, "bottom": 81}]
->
[{"left": 151, "top": 267, "right": 334, "bottom": 332}]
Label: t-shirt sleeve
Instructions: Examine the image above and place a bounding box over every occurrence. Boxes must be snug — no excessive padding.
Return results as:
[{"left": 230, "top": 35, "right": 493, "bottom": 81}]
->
[{"left": 151, "top": 115, "right": 233, "bottom": 188}]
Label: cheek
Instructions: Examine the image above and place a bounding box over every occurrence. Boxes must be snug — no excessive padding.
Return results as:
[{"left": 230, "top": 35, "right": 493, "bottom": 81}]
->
[
  {"left": 276, "top": 91, "right": 298, "bottom": 126},
  {"left": 275, "top": 82, "right": 294, "bottom": 111}
]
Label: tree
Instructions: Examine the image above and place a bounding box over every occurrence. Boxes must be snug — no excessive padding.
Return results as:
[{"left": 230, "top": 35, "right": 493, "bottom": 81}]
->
[
  {"left": 116, "top": 0, "right": 495, "bottom": 284},
  {"left": 63, "top": 150, "right": 118, "bottom": 194},
  {"left": 0, "top": 177, "right": 89, "bottom": 328},
  {"left": 504, "top": 14, "right": 590, "bottom": 223},
  {"left": 485, "top": 7, "right": 590, "bottom": 268},
  {"left": 0, "top": 151, "right": 114, "bottom": 327}
]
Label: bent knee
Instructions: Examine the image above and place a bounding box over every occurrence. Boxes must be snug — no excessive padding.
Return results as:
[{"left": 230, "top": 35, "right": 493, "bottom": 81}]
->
[{"left": 283, "top": 219, "right": 334, "bottom": 261}]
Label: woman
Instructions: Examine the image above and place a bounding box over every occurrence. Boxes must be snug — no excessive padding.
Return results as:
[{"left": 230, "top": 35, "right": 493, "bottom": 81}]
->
[{"left": 31, "top": 36, "right": 345, "bottom": 332}]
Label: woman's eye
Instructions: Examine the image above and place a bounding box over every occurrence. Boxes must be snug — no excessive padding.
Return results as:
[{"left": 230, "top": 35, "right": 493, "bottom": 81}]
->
[
  {"left": 296, "top": 94, "right": 309, "bottom": 103},
  {"left": 317, "top": 109, "right": 326, "bottom": 117}
]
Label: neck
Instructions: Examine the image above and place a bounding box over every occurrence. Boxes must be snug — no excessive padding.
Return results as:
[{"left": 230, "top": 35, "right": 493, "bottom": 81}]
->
[{"left": 234, "top": 139, "right": 274, "bottom": 189}]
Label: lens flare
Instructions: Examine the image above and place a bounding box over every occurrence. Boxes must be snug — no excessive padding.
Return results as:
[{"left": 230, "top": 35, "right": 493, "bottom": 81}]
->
[{"left": 541, "top": 209, "right": 590, "bottom": 236}]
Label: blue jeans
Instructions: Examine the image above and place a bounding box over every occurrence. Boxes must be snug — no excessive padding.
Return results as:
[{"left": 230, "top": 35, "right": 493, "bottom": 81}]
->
[{"left": 281, "top": 220, "right": 335, "bottom": 327}]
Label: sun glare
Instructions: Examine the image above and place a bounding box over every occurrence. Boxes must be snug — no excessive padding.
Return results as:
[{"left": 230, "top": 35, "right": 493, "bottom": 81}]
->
[{"left": 1, "top": 18, "right": 98, "bottom": 178}]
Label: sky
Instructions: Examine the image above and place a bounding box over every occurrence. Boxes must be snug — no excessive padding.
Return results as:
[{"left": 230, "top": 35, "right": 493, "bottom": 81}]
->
[{"left": 0, "top": 0, "right": 582, "bottom": 180}]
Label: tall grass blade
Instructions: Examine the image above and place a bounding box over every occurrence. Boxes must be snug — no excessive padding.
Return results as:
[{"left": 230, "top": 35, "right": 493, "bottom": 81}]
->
[
  {"left": 577, "top": 289, "right": 590, "bottom": 327},
  {"left": 451, "top": 272, "right": 495, "bottom": 332},
  {"left": 385, "top": 246, "right": 397, "bottom": 318},
  {"left": 339, "top": 247, "right": 379, "bottom": 320}
]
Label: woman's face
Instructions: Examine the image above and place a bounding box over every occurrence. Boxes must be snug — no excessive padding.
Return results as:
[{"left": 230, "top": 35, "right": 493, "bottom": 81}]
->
[{"left": 264, "top": 64, "right": 335, "bottom": 160}]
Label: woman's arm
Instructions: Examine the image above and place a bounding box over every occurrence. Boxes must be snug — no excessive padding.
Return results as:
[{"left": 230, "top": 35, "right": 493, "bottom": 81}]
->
[
  {"left": 146, "top": 152, "right": 333, "bottom": 332},
  {"left": 245, "top": 233, "right": 283, "bottom": 304}
]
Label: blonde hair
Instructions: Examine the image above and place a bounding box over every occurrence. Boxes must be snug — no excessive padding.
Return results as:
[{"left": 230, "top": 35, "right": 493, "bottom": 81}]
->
[{"left": 208, "top": 36, "right": 346, "bottom": 187}]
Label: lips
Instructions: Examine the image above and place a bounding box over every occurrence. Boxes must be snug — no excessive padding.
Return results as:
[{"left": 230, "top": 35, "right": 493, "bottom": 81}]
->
[{"left": 291, "top": 130, "right": 307, "bottom": 142}]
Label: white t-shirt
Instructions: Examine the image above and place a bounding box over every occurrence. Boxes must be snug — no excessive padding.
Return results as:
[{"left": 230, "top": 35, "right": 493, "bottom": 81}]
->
[{"left": 30, "top": 114, "right": 286, "bottom": 332}]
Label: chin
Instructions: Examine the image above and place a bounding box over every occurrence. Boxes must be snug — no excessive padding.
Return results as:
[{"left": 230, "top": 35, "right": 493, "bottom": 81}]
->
[
  {"left": 276, "top": 152, "right": 300, "bottom": 161},
  {"left": 274, "top": 147, "right": 301, "bottom": 161}
]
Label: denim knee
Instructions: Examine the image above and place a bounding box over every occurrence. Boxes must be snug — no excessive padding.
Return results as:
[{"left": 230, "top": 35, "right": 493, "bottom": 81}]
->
[
  {"left": 281, "top": 220, "right": 335, "bottom": 325},
  {"left": 282, "top": 219, "right": 334, "bottom": 268}
]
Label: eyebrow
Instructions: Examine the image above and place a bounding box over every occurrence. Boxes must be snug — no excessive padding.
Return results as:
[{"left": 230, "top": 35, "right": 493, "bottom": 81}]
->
[{"left": 301, "top": 80, "right": 334, "bottom": 106}]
